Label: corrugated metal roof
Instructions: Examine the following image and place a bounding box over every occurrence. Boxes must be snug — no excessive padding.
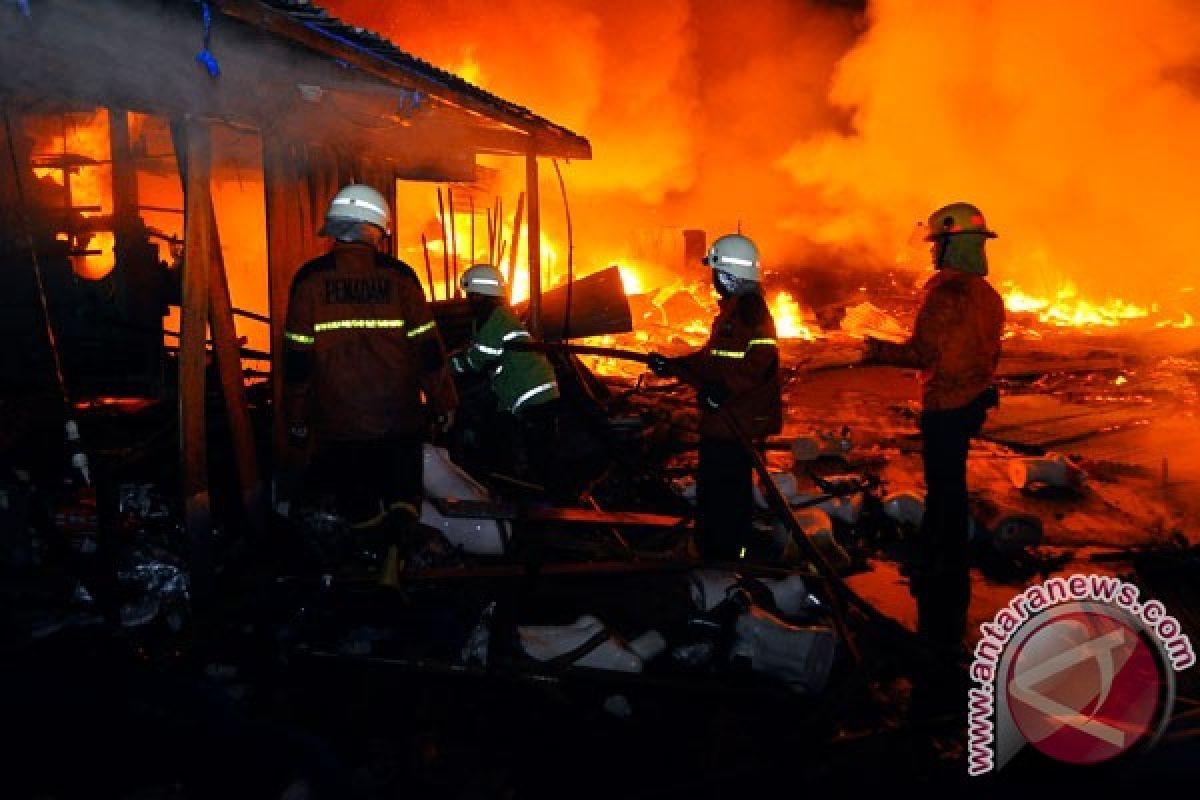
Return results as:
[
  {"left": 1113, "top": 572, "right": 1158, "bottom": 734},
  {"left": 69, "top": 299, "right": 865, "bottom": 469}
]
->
[{"left": 234, "top": 0, "right": 590, "bottom": 157}]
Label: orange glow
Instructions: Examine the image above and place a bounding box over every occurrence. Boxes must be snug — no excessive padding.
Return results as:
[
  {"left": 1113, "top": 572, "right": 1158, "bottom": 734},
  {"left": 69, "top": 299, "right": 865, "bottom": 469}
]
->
[
  {"left": 769, "top": 291, "right": 817, "bottom": 340},
  {"left": 1002, "top": 282, "right": 1151, "bottom": 328},
  {"left": 31, "top": 110, "right": 116, "bottom": 280},
  {"left": 325, "top": 1, "right": 1198, "bottom": 347}
]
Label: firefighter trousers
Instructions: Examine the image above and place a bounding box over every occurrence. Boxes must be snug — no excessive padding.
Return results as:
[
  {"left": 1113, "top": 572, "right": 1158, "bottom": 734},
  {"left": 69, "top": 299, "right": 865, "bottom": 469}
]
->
[
  {"left": 696, "top": 437, "right": 754, "bottom": 561},
  {"left": 913, "top": 397, "right": 990, "bottom": 649}
]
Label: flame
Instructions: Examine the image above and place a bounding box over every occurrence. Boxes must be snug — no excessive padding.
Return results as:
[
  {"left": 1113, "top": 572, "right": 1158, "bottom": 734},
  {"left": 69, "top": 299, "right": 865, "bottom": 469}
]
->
[
  {"left": 618, "top": 265, "right": 644, "bottom": 296},
  {"left": 30, "top": 110, "right": 116, "bottom": 281},
  {"left": 769, "top": 290, "right": 817, "bottom": 341},
  {"left": 1002, "top": 281, "right": 1152, "bottom": 328},
  {"left": 454, "top": 47, "right": 486, "bottom": 87}
]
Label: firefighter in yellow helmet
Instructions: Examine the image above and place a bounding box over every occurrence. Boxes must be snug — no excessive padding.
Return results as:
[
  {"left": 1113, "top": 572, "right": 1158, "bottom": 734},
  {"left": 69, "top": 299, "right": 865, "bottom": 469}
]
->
[
  {"left": 283, "top": 184, "right": 458, "bottom": 539},
  {"left": 864, "top": 202, "right": 1005, "bottom": 658},
  {"left": 649, "top": 233, "right": 782, "bottom": 560},
  {"left": 451, "top": 264, "right": 565, "bottom": 497}
]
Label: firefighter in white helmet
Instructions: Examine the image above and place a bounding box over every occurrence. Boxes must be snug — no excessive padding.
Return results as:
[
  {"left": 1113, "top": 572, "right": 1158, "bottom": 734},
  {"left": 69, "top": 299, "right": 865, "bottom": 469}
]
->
[
  {"left": 649, "top": 233, "right": 782, "bottom": 560},
  {"left": 283, "top": 184, "right": 458, "bottom": 551},
  {"left": 451, "top": 264, "right": 564, "bottom": 496}
]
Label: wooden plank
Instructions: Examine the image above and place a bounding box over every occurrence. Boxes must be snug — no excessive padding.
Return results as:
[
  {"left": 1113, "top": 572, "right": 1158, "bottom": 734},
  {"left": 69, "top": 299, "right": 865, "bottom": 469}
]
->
[
  {"left": 430, "top": 495, "right": 683, "bottom": 528},
  {"left": 204, "top": 196, "right": 266, "bottom": 534},
  {"left": 524, "top": 506, "right": 685, "bottom": 528},
  {"left": 533, "top": 266, "right": 633, "bottom": 340},
  {"left": 263, "top": 141, "right": 306, "bottom": 473},
  {"left": 172, "top": 119, "right": 264, "bottom": 533},
  {"left": 525, "top": 148, "right": 542, "bottom": 336},
  {"left": 177, "top": 117, "right": 214, "bottom": 606}
]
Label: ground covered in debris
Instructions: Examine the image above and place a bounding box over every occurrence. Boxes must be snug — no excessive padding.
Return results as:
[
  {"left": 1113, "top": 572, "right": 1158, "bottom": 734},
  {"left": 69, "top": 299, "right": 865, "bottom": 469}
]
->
[{"left": 6, "top": 322, "right": 1200, "bottom": 798}]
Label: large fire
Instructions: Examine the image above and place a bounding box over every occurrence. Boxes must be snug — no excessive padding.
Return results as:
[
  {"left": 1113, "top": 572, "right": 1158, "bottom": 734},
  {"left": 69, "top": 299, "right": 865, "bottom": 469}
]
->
[
  {"left": 327, "top": 0, "right": 1198, "bottom": 344},
  {"left": 30, "top": 109, "right": 115, "bottom": 281}
]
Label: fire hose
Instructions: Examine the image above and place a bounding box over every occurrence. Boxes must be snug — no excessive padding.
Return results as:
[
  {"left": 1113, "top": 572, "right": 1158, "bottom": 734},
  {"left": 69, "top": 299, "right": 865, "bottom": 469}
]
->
[{"left": 510, "top": 340, "right": 950, "bottom": 669}]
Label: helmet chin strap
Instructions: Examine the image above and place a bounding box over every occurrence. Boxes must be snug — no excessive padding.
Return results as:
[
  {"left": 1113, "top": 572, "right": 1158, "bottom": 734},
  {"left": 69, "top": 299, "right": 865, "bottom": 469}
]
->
[{"left": 714, "top": 269, "right": 739, "bottom": 298}]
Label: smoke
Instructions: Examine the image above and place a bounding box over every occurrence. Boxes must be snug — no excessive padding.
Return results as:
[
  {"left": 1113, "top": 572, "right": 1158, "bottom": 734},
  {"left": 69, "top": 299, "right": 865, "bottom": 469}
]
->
[
  {"left": 780, "top": 0, "right": 1200, "bottom": 304},
  {"left": 324, "top": 0, "right": 1200, "bottom": 310},
  {"left": 324, "top": 0, "right": 860, "bottom": 278}
]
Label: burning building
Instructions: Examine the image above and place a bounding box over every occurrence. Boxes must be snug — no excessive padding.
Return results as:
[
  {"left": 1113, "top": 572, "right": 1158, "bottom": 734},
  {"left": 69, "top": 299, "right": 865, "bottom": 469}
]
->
[
  {"left": 4, "top": 1, "right": 1200, "bottom": 795},
  {"left": 1, "top": 0, "right": 590, "bottom": 531}
]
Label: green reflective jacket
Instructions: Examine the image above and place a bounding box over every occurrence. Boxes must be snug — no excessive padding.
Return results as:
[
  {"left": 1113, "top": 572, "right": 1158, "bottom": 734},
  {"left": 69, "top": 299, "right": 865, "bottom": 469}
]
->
[{"left": 452, "top": 305, "right": 559, "bottom": 413}]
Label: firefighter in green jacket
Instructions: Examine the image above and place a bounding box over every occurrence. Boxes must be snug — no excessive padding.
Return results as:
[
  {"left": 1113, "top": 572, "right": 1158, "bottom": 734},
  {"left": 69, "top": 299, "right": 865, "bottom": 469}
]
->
[{"left": 451, "top": 264, "right": 563, "bottom": 495}]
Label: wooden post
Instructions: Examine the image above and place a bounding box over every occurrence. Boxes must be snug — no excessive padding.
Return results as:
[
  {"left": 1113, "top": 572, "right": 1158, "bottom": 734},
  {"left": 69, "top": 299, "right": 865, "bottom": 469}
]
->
[
  {"left": 506, "top": 191, "right": 525, "bottom": 300},
  {"left": 525, "top": 144, "right": 542, "bottom": 336},
  {"left": 107, "top": 109, "right": 138, "bottom": 224},
  {"left": 174, "top": 123, "right": 265, "bottom": 536},
  {"left": 263, "top": 142, "right": 295, "bottom": 475},
  {"left": 421, "top": 233, "right": 435, "bottom": 300},
  {"left": 205, "top": 200, "right": 265, "bottom": 535},
  {"left": 447, "top": 187, "right": 458, "bottom": 296},
  {"left": 178, "top": 118, "right": 213, "bottom": 606},
  {"left": 437, "top": 187, "right": 450, "bottom": 299}
]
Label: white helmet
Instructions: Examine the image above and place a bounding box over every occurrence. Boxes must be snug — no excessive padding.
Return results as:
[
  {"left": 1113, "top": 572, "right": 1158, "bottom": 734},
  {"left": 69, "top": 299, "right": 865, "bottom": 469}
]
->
[
  {"left": 459, "top": 263, "right": 505, "bottom": 297},
  {"left": 704, "top": 233, "right": 760, "bottom": 281},
  {"left": 321, "top": 184, "right": 391, "bottom": 234}
]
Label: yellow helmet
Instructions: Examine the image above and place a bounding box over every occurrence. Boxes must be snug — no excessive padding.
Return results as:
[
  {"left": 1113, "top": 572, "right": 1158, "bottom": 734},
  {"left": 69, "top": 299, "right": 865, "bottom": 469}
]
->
[{"left": 924, "top": 202, "right": 997, "bottom": 241}]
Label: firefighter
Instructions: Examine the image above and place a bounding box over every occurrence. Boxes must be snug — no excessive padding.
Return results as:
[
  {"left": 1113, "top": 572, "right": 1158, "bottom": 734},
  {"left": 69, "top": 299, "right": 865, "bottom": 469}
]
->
[
  {"left": 649, "top": 233, "right": 782, "bottom": 561},
  {"left": 283, "top": 184, "right": 458, "bottom": 541},
  {"left": 863, "top": 201, "right": 1006, "bottom": 654},
  {"left": 450, "top": 264, "right": 563, "bottom": 496}
]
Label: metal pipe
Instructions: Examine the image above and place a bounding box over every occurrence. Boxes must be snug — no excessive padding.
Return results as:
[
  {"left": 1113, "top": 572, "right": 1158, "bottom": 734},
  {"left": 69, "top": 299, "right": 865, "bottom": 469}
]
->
[
  {"left": 421, "top": 232, "right": 435, "bottom": 300},
  {"left": 525, "top": 149, "right": 542, "bottom": 336},
  {"left": 437, "top": 187, "right": 450, "bottom": 299},
  {"left": 447, "top": 187, "right": 459, "bottom": 296}
]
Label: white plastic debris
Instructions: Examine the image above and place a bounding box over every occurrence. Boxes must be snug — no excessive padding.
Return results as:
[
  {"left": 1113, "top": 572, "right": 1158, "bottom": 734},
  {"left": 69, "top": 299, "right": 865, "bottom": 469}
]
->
[
  {"left": 1008, "top": 453, "right": 1086, "bottom": 490},
  {"left": 689, "top": 569, "right": 740, "bottom": 612},
  {"left": 882, "top": 490, "right": 926, "bottom": 527},
  {"left": 689, "top": 569, "right": 818, "bottom": 618},
  {"left": 731, "top": 605, "right": 836, "bottom": 694},
  {"left": 753, "top": 471, "right": 802, "bottom": 509},
  {"left": 791, "top": 508, "right": 851, "bottom": 571},
  {"left": 791, "top": 430, "right": 853, "bottom": 463},
  {"left": 518, "top": 615, "right": 661, "bottom": 673},
  {"left": 792, "top": 492, "right": 863, "bottom": 526},
  {"left": 420, "top": 444, "right": 507, "bottom": 554}
]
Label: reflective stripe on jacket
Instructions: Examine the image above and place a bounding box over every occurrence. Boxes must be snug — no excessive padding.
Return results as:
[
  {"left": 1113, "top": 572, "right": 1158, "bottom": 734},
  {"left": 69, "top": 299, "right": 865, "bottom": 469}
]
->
[
  {"left": 283, "top": 243, "right": 457, "bottom": 441},
  {"left": 680, "top": 291, "right": 782, "bottom": 440},
  {"left": 451, "top": 305, "right": 559, "bottom": 413},
  {"left": 872, "top": 269, "right": 1005, "bottom": 411}
]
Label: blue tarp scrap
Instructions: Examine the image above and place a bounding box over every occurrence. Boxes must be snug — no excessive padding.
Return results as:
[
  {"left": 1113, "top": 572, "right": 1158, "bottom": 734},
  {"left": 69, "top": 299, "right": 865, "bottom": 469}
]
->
[{"left": 194, "top": 1, "right": 220, "bottom": 78}]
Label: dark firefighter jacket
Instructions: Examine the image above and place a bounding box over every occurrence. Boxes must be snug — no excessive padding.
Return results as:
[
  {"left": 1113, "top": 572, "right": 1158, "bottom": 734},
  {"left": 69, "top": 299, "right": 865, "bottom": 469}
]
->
[
  {"left": 450, "top": 305, "right": 559, "bottom": 414},
  {"left": 872, "top": 268, "right": 1005, "bottom": 411},
  {"left": 679, "top": 291, "right": 782, "bottom": 440},
  {"left": 283, "top": 243, "right": 457, "bottom": 441}
]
